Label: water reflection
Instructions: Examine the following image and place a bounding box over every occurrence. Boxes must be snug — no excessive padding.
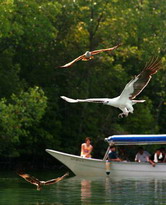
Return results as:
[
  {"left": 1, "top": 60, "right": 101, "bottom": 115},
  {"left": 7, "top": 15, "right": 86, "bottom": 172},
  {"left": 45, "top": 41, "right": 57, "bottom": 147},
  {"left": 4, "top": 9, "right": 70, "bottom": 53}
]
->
[
  {"left": 1, "top": 171, "right": 166, "bottom": 205},
  {"left": 78, "top": 175, "right": 166, "bottom": 204},
  {"left": 104, "top": 176, "right": 166, "bottom": 205},
  {"left": 81, "top": 179, "right": 91, "bottom": 203},
  {"left": 35, "top": 203, "right": 63, "bottom": 205}
]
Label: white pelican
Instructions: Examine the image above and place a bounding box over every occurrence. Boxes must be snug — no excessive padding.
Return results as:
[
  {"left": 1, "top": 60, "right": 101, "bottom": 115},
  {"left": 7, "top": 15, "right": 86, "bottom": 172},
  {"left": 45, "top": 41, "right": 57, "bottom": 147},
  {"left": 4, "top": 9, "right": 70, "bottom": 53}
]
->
[
  {"left": 59, "top": 44, "right": 121, "bottom": 68},
  {"left": 61, "top": 58, "right": 161, "bottom": 118},
  {"left": 18, "top": 171, "right": 69, "bottom": 191}
]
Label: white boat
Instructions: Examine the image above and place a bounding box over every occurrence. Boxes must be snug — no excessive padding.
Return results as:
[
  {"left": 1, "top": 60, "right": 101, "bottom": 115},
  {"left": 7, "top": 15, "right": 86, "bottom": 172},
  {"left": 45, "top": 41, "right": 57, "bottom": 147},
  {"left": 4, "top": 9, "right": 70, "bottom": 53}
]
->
[{"left": 46, "top": 134, "right": 166, "bottom": 177}]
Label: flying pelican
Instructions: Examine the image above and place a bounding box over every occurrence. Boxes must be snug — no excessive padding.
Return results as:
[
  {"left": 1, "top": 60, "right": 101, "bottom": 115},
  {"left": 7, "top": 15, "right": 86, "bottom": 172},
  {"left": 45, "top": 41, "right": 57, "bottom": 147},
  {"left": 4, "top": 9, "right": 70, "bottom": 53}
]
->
[
  {"left": 59, "top": 44, "right": 121, "bottom": 68},
  {"left": 18, "top": 171, "right": 69, "bottom": 191},
  {"left": 61, "top": 58, "right": 161, "bottom": 118}
]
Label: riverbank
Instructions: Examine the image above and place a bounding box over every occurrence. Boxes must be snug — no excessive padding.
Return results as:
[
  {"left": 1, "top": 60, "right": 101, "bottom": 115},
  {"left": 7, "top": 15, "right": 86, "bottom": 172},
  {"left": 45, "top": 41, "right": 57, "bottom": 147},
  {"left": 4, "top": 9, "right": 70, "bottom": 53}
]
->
[{"left": 0, "top": 155, "right": 64, "bottom": 170}]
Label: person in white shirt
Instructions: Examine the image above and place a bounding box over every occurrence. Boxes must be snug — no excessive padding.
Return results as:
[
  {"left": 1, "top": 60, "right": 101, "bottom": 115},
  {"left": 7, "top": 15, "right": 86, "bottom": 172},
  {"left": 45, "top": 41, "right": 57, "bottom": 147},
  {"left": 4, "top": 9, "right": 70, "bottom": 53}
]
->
[
  {"left": 149, "top": 148, "right": 164, "bottom": 167},
  {"left": 135, "top": 147, "right": 151, "bottom": 162}
]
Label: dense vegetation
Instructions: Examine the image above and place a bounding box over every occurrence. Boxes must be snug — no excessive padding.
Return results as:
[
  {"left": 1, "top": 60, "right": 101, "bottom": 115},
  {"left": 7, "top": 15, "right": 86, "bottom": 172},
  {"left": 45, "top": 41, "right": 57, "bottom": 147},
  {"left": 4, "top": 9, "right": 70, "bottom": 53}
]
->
[{"left": 0, "top": 0, "right": 165, "bottom": 167}]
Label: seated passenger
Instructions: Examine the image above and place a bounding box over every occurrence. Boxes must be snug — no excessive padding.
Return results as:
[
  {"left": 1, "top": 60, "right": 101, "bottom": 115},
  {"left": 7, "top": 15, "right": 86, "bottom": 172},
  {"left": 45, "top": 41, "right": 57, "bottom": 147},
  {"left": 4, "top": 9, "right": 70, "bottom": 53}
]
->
[
  {"left": 108, "top": 145, "right": 121, "bottom": 162},
  {"left": 159, "top": 147, "right": 166, "bottom": 162},
  {"left": 149, "top": 149, "right": 163, "bottom": 166},
  {"left": 118, "top": 146, "right": 129, "bottom": 161},
  {"left": 135, "top": 147, "right": 151, "bottom": 163},
  {"left": 80, "top": 137, "right": 93, "bottom": 158}
]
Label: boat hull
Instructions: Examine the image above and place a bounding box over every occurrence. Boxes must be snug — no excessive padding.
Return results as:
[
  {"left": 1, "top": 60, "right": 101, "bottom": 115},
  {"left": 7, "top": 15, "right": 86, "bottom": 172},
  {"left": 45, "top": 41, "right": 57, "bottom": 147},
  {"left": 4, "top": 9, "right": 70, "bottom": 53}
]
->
[{"left": 46, "top": 149, "right": 166, "bottom": 177}]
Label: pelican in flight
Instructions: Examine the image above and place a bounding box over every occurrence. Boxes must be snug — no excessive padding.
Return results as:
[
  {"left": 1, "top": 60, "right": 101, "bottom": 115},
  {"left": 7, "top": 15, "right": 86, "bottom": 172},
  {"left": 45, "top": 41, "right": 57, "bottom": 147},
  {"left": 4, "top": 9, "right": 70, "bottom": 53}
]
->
[
  {"left": 61, "top": 58, "right": 161, "bottom": 118},
  {"left": 18, "top": 171, "right": 69, "bottom": 191},
  {"left": 59, "top": 44, "right": 121, "bottom": 68}
]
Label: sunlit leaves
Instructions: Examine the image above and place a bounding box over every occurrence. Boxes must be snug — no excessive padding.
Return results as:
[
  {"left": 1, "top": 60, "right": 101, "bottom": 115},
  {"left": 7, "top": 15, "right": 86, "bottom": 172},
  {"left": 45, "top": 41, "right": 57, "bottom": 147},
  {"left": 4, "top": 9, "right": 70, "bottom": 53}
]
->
[
  {"left": 0, "top": 86, "right": 47, "bottom": 142},
  {"left": 0, "top": 0, "right": 165, "bottom": 159},
  {"left": 0, "top": 0, "right": 61, "bottom": 51}
]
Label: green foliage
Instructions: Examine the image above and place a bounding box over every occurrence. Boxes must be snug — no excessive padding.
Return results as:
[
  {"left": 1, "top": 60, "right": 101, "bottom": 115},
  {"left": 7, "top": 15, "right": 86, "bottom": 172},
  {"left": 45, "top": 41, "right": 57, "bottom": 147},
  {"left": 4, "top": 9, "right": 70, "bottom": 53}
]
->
[
  {"left": 0, "top": 86, "right": 47, "bottom": 156},
  {"left": 0, "top": 49, "right": 24, "bottom": 98},
  {"left": 0, "top": 0, "right": 165, "bottom": 162},
  {"left": 0, "top": 0, "right": 61, "bottom": 48}
]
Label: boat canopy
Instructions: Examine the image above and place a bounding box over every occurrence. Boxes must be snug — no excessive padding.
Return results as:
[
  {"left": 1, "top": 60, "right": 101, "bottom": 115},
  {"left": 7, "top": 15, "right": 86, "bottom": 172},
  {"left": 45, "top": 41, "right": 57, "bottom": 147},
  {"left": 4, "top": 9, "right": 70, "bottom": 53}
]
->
[{"left": 105, "top": 134, "right": 166, "bottom": 146}]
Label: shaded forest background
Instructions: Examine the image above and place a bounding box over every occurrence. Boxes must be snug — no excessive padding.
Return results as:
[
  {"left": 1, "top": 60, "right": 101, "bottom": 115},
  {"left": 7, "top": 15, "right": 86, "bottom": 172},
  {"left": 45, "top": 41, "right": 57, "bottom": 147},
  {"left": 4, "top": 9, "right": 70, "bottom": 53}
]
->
[{"left": 0, "top": 0, "right": 165, "bottom": 168}]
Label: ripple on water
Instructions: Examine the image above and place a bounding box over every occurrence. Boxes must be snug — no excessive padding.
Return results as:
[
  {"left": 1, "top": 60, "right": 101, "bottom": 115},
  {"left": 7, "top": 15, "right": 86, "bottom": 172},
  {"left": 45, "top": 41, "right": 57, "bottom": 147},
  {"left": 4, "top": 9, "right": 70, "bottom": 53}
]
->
[{"left": 0, "top": 171, "right": 166, "bottom": 205}]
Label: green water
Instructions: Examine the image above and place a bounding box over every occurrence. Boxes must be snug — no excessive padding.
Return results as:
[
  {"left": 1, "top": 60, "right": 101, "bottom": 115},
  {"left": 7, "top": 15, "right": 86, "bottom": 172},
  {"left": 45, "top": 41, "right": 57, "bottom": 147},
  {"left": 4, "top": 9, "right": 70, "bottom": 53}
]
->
[{"left": 0, "top": 170, "right": 166, "bottom": 205}]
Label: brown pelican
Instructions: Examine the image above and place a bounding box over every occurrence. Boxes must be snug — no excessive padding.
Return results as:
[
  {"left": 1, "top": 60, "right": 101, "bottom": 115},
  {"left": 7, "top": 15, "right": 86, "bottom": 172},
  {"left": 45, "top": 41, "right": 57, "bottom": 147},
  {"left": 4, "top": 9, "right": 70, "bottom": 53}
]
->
[
  {"left": 59, "top": 44, "right": 121, "bottom": 68},
  {"left": 61, "top": 57, "right": 161, "bottom": 118},
  {"left": 18, "top": 171, "right": 69, "bottom": 191}
]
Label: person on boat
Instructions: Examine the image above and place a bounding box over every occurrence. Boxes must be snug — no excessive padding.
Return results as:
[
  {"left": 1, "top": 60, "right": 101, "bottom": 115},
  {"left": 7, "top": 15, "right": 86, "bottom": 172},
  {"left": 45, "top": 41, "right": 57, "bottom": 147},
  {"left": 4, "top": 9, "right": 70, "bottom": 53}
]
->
[
  {"left": 159, "top": 147, "right": 166, "bottom": 162},
  {"left": 80, "top": 137, "right": 93, "bottom": 158},
  {"left": 135, "top": 147, "right": 151, "bottom": 163},
  {"left": 108, "top": 145, "right": 122, "bottom": 162},
  {"left": 118, "top": 146, "right": 129, "bottom": 161},
  {"left": 149, "top": 149, "right": 163, "bottom": 166}
]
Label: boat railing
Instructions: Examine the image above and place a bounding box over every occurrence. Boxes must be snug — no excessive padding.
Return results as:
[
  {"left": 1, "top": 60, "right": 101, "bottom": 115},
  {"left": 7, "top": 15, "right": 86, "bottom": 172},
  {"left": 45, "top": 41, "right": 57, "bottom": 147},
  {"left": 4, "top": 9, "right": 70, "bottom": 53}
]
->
[{"left": 103, "top": 145, "right": 110, "bottom": 161}]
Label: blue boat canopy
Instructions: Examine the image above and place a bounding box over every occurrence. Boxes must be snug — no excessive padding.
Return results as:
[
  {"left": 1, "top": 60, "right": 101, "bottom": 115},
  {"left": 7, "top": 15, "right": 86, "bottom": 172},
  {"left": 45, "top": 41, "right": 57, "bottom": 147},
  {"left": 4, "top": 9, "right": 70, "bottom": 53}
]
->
[{"left": 105, "top": 134, "right": 166, "bottom": 145}]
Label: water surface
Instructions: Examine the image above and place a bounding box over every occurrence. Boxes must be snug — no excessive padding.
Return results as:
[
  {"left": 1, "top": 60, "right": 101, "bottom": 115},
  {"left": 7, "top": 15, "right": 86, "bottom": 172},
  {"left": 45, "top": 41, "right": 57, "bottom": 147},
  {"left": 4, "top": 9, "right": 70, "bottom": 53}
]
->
[{"left": 0, "top": 170, "right": 166, "bottom": 205}]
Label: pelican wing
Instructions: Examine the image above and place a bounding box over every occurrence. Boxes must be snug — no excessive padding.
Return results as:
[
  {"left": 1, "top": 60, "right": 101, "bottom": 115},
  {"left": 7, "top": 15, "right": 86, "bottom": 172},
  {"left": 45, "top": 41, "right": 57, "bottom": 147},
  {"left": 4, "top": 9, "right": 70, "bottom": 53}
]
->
[
  {"left": 59, "top": 54, "right": 85, "bottom": 68},
  {"left": 44, "top": 172, "right": 69, "bottom": 185},
  {"left": 130, "top": 57, "right": 161, "bottom": 99},
  {"left": 61, "top": 96, "right": 109, "bottom": 104},
  {"left": 119, "top": 57, "right": 161, "bottom": 100},
  {"left": 18, "top": 173, "right": 40, "bottom": 185},
  {"left": 91, "top": 44, "right": 121, "bottom": 55}
]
